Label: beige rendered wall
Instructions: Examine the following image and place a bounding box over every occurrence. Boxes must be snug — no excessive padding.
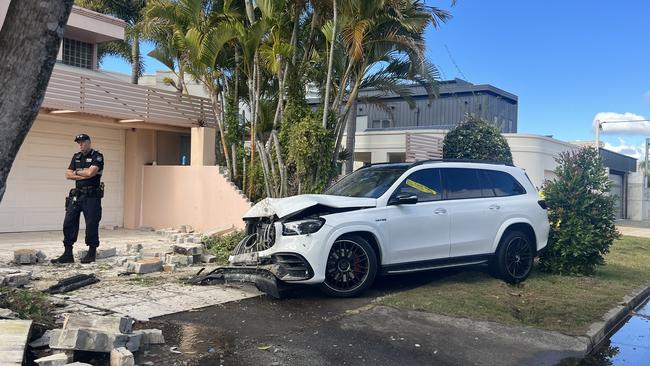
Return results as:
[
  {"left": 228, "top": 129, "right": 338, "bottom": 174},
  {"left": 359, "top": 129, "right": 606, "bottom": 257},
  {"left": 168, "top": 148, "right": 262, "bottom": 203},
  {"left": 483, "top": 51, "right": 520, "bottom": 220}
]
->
[
  {"left": 190, "top": 127, "right": 216, "bottom": 166},
  {"left": 123, "top": 128, "right": 155, "bottom": 229},
  {"left": 141, "top": 166, "right": 251, "bottom": 231}
]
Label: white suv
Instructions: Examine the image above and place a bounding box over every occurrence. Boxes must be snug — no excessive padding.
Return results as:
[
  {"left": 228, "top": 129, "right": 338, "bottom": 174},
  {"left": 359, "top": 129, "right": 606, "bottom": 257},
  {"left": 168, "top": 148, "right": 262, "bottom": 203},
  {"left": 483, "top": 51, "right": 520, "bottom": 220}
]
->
[{"left": 228, "top": 160, "right": 550, "bottom": 297}]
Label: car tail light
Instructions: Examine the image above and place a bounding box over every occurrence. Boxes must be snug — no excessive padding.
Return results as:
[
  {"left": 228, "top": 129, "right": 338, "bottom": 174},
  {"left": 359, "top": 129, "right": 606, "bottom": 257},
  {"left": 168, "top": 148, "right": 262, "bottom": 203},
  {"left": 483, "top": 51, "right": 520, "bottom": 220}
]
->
[{"left": 537, "top": 200, "right": 547, "bottom": 210}]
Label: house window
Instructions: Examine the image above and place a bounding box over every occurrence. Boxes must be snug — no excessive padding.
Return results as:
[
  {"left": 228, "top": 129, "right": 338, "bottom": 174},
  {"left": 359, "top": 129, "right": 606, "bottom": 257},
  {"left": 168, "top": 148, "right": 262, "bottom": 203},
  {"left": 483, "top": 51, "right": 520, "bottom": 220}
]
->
[
  {"left": 370, "top": 119, "right": 392, "bottom": 129},
  {"left": 62, "top": 38, "right": 94, "bottom": 69}
]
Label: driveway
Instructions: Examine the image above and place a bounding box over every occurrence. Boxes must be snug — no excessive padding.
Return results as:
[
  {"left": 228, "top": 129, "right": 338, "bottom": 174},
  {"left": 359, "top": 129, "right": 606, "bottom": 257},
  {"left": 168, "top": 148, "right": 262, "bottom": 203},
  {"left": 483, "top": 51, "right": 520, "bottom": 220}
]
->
[{"left": 140, "top": 268, "right": 587, "bottom": 366}]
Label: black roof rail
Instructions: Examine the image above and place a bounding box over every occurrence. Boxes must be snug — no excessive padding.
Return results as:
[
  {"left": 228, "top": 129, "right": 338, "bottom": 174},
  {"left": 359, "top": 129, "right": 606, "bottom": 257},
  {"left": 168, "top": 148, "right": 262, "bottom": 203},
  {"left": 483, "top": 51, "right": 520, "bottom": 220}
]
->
[
  {"left": 357, "top": 162, "right": 411, "bottom": 170},
  {"left": 411, "top": 159, "right": 515, "bottom": 167}
]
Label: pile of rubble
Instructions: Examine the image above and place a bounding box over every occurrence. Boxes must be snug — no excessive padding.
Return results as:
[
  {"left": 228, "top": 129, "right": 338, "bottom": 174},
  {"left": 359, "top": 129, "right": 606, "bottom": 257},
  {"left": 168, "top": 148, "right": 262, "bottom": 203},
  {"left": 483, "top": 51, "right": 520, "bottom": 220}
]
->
[
  {"left": 0, "top": 267, "right": 32, "bottom": 287},
  {"left": 31, "top": 314, "right": 164, "bottom": 366}
]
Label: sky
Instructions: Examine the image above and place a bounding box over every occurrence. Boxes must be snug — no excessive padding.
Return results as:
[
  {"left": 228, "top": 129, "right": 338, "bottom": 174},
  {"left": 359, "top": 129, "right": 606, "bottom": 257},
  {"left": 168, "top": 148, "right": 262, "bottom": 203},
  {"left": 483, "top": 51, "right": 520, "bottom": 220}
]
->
[{"left": 102, "top": 0, "right": 650, "bottom": 158}]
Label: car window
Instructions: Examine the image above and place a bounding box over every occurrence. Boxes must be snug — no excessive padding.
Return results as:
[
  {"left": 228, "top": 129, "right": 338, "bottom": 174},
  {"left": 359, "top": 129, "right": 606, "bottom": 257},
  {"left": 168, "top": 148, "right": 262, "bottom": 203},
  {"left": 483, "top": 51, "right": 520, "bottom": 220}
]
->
[
  {"left": 478, "top": 170, "right": 496, "bottom": 197},
  {"left": 324, "top": 166, "right": 408, "bottom": 198},
  {"left": 394, "top": 169, "right": 442, "bottom": 202},
  {"left": 443, "top": 168, "right": 483, "bottom": 200},
  {"left": 484, "top": 170, "right": 526, "bottom": 196}
]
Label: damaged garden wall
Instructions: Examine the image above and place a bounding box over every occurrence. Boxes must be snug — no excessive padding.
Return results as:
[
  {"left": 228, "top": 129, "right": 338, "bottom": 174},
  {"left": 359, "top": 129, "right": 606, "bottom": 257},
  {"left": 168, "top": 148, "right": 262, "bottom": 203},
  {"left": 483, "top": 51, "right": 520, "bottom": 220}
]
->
[{"left": 141, "top": 166, "right": 250, "bottom": 232}]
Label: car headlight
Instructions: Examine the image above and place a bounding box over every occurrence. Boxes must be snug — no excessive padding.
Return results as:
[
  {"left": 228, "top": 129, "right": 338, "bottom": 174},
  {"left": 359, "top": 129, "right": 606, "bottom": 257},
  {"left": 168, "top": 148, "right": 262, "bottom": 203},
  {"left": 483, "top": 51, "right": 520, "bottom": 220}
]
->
[{"left": 282, "top": 218, "right": 326, "bottom": 236}]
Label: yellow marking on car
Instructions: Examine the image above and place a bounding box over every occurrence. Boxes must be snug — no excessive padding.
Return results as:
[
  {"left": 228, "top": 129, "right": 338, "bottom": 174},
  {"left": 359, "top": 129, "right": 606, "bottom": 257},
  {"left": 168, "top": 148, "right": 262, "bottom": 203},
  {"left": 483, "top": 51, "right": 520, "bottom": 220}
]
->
[{"left": 406, "top": 179, "right": 437, "bottom": 195}]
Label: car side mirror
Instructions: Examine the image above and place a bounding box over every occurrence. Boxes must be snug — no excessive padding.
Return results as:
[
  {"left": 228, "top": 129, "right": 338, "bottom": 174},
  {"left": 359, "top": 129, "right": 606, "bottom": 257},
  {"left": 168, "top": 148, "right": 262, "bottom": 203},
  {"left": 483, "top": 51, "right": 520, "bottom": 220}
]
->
[{"left": 389, "top": 193, "right": 418, "bottom": 205}]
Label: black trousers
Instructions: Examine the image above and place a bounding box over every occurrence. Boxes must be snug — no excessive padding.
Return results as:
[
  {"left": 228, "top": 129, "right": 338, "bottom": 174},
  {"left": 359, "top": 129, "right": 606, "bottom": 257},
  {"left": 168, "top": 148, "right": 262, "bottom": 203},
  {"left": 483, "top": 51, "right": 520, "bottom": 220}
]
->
[{"left": 63, "top": 194, "right": 102, "bottom": 248}]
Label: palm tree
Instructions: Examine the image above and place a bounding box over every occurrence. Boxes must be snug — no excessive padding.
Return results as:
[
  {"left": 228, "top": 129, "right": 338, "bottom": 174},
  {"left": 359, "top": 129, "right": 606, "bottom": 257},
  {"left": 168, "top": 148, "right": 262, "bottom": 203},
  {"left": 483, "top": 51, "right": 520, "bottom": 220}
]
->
[
  {"left": 326, "top": 0, "right": 453, "bottom": 174},
  {"left": 75, "top": 0, "right": 147, "bottom": 84}
]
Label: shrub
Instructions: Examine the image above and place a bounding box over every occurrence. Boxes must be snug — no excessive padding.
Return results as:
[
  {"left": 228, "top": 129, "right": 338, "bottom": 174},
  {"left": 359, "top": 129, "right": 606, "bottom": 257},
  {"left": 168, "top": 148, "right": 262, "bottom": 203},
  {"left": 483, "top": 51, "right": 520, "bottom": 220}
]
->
[
  {"left": 0, "top": 287, "right": 55, "bottom": 328},
  {"left": 443, "top": 115, "right": 513, "bottom": 164},
  {"left": 539, "top": 147, "right": 620, "bottom": 275},
  {"left": 202, "top": 230, "right": 246, "bottom": 264}
]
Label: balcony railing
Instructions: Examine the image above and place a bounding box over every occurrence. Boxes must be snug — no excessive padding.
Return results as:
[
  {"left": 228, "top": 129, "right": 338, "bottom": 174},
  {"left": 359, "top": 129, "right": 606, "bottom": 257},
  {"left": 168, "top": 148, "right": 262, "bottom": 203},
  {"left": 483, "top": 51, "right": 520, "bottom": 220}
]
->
[{"left": 42, "top": 65, "right": 217, "bottom": 128}]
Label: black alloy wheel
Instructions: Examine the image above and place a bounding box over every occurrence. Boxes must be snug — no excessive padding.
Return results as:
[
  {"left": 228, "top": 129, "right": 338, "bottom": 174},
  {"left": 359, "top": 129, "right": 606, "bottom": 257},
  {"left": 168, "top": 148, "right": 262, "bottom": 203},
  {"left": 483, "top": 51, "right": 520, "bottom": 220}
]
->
[
  {"left": 321, "top": 235, "right": 377, "bottom": 297},
  {"left": 493, "top": 230, "right": 535, "bottom": 284}
]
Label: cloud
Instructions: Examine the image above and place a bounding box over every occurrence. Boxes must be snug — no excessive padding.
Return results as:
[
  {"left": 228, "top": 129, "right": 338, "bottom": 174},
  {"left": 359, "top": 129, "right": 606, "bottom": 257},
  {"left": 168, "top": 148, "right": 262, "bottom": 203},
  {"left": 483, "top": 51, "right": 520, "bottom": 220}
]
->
[
  {"left": 593, "top": 112, "right": 650, "bottom": 135},
  {"left": 603, "top": 138, "right": 645, "bottom": 159}
]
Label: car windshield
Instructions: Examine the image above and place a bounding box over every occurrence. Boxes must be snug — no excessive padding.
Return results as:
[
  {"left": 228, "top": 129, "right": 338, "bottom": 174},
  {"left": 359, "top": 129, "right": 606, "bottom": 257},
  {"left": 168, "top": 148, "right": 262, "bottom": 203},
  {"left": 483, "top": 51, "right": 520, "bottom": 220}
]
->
[{"left": 324, "top": 166, "right": 408, "bottom": 198}]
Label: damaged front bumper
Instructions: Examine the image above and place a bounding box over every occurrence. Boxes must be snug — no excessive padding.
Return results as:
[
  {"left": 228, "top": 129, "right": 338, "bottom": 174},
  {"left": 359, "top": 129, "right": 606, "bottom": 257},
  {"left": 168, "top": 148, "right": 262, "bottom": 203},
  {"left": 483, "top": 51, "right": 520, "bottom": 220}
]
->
[{"left": 186, "top": 252, "right": 314, "bottom": 299}]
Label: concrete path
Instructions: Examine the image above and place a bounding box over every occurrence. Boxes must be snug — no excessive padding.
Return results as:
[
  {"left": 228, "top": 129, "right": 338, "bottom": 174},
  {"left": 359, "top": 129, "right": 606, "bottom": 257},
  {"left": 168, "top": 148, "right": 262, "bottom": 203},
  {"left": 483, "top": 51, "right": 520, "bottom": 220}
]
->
[
  {"left": 0, "top": 229, "right": 260, "bottom": 322},
  {"left": 617, "top": 225, "right": 650, "bottom": 238}
]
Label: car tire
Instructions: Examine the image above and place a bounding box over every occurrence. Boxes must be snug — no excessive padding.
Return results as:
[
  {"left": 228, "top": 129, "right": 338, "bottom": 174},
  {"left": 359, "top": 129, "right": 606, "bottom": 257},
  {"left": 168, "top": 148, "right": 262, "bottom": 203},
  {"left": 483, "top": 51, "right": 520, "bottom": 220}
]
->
[
  {"left": 492, "top": 230, "right": 535, "bottom": 284},
  {"left": 320, "top": 235, "right": 378, "bottom": 297}
]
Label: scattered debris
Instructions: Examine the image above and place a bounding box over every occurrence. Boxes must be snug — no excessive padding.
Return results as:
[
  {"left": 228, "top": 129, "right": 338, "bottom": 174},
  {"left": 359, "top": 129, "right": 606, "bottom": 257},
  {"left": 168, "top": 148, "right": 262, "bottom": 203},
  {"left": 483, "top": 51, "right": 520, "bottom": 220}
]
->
[
  {"left": 173, "top": 244, "right": 203, "bottom": 256},
  {"left": 200, "top": 254, "right": 217, "bottom": 264},
  {"left": 77, "top": 247, "right": 117, "bottom": 260},
  {"left": 45, "top": 274, "right": 100, "bottom": 295},
  {"left": 14, "top": 248, "right": 48, "bottom": 265},
  {"left": 164, "top": 254, "right": 193, "bottom": 266},
  {"left": 29, "top": 330, "right": 54, "bottom": 348},
  {"left": 126, "top": 258, "right": 163, "bottom": 274},
  {"left": 0, "top": 268, "right": 32, "bottom": 287},
  {"left": 110, "top": 347, "right": 134, "bottom": 366},
  {"left": 162, "top": 264, "right": 176, "bottom": 273},
  {"left": 34, "top": 352, "right": 71, "bottom": 366},
  {"left": 0, "top": 307, "right": 18, "bottom": 319},
  {"left": 133, "top": 329, "right": 165, "bottom": 345},
  {"left": 126, "top": 243, "right": 143, "bottom": 253},
  {"left": 0, "top": 319, "right": 33, "bottom": 366},
  {"left": 102, "top": 225, "right": 119, "bottom": 230},
  {"left": 170, "top": 346, "right": 182, "bottom": 354}
]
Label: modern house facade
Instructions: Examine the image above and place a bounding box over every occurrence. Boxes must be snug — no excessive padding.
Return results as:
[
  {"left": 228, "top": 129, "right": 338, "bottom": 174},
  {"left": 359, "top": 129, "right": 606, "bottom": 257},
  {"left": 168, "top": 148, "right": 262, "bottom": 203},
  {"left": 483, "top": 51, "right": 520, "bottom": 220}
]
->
[
  {"left": 0, "top": 1, "right": 250, "bottom": 233},
  {"left": 339, "top": 80, "right": 639, "bottom": 220}
]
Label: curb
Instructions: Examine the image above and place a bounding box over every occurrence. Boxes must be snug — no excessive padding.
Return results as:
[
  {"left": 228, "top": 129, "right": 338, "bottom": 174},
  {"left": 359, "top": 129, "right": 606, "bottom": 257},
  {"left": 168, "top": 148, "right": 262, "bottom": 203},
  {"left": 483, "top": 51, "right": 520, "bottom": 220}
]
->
[{"left": 584, "top": 282, "right": 650, "bottom": 354}]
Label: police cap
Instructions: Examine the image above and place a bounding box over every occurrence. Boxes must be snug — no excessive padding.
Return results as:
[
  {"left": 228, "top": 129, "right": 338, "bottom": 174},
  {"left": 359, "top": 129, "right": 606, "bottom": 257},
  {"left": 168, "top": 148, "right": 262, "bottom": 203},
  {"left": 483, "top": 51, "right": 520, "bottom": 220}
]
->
[{"left": 74, "top": 133, "right": 91, "bottom": 142}]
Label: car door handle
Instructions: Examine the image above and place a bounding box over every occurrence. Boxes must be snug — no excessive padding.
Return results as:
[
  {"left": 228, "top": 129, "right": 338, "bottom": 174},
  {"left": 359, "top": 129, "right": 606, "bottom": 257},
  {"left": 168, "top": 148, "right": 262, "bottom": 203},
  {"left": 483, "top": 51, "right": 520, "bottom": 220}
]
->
[
  {"left": 489, "top": 204, "right": 501, "bottom": 210},
  {"left": 434, "top": 208, "right": 447, "bottom": 215}
]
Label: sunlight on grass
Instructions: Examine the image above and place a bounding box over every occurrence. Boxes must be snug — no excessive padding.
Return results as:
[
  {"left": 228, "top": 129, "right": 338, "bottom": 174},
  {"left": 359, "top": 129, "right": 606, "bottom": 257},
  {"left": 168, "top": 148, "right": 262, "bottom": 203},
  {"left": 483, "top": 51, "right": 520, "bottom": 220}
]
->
[{"left": 377, "top": 236, "right": 650, "bottom": 335}]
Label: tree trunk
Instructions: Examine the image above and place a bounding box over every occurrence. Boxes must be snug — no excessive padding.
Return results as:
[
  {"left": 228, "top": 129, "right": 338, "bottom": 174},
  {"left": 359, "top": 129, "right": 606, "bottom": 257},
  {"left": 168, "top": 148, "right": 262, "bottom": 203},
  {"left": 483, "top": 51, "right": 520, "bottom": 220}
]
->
[
  {"left": 345, "top": 100, "right": 357, "bottom": 174},
  {"left": 130, "top": 33, "right": 139, "bottom": 84},
  {"left": 210, "top": 93, "right": 232, "bottom": 173},
  {"left": 0, "top": 0, "right": 74, "bottom": 203},
  {"left": 321, "top": 0, "right": 337, "bottom": 128}
]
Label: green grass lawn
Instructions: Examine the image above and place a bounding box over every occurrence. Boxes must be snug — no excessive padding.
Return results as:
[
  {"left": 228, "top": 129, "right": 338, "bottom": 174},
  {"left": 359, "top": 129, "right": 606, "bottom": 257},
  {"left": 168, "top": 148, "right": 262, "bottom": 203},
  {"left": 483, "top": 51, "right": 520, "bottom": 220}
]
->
[{"left": 377, "top": 236, "right": 650, "bottom": 335}]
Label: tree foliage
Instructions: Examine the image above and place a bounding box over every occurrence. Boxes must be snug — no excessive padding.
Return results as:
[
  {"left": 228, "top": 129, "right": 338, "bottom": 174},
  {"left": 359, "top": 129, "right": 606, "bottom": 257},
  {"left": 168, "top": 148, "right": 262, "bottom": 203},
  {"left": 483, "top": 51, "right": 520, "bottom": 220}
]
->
[
  {"left": 442, "top": 115, "right": 513, "bottom": 164},
  {"left": 539, "top": 147, "right": 620, "bottom": 275}
]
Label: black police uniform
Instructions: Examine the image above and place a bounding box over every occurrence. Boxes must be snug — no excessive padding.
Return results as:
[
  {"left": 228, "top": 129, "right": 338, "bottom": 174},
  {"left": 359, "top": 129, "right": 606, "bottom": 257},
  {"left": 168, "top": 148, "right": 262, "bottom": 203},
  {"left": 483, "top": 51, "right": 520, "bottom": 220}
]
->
[{"left": 63, "top": 149, "right": 104, "bottom": 249}]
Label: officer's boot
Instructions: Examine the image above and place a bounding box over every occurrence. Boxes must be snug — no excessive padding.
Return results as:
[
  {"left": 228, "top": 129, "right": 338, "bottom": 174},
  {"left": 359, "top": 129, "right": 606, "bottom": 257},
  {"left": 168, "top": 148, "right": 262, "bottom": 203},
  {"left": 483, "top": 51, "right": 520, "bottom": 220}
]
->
[
  {"left": 80, "top": 246, "right": 97, "bottom": 264},
  {"left": 51, "top": 247, "right": 74, "bottom": 264}
]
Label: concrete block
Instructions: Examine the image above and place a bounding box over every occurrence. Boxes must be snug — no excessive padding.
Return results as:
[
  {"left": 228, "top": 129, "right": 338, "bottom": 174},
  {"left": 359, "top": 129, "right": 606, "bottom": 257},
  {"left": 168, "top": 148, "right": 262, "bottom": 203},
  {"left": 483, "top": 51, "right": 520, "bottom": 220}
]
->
[
  {"left": 165, "top": 254, "right": 193, "bottom": 266},
  {"left": 173, "top": 244, "right": 203, "bottom": 256},
  {"left": 126, "top": 243, "right": 143, "bottom": 253},
  {"left": 114, "top": 258, "right": 128, "bottom": 266},
  {"left": 126, "top": 258, "right": 163, "bottom": 274},
  {"left": 200, "top": 254, "right": 217, "bottom": 263},
  {"left": 162, "top": 264, "right": 176, "bottom": 273},
  {"left": 49, "top": 328, "right": 129, "bottom": 353},
  {"left": 63, "top": 314, "right": 133, "bottom": 334},
  {"left": 14, "top": 248, "right": 38, "bottom": 264},
  {"left": 29, "top": 330, "right": 54, "bottom": 348},
  {"left": 34, "top": 353, "right": 71, "bottom": 366},
  {"left": 138, "top": 226, "right": 154, "bottom": 232},
  {"left": 125, "top": 333, "right": 142, "bottom": 352},
  {"left": 133, "top": 329, "right": 165, "bottom": 345},
  {"left": 77, "top": 248, "right": 117, "bottom": 260},
  {"left": 102, "top": 225, "right": 119, "bottom": 230},
  {"left": 110, "top": 347, "right": 134, "bottom": 366},
  {"left": 141, "top": 250, "right": 162, "bottom": 258},
  {"left": 1, "top": 271, "right": 31, "bottom": 287}
]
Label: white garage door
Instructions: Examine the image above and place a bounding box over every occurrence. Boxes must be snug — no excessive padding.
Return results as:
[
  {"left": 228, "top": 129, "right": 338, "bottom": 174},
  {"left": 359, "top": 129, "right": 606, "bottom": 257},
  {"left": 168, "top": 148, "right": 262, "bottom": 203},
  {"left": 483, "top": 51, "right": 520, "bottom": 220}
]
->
[{"left": 0, "top": 117, "right": 125, "bottom": 232}]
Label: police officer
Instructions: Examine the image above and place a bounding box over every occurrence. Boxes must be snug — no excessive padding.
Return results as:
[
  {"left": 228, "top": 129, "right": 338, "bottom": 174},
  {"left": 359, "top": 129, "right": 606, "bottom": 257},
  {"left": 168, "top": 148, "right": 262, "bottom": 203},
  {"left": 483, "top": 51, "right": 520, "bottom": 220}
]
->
[{"left": 52, "top": 134, "right": 104, "bottom": 264}]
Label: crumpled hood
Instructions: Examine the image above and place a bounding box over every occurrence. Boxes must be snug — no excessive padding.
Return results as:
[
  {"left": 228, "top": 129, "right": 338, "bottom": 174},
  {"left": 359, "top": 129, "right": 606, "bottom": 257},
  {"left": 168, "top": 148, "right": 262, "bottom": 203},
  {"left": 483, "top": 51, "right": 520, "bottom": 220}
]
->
[{"left": 243, "top": 194, "right": 377, "bottom": 219}]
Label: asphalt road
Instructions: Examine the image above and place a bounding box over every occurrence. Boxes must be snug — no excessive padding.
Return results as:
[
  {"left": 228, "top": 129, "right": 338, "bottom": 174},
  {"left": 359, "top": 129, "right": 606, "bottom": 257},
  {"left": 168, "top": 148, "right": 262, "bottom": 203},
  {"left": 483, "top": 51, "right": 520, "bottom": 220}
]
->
[{"left": 139, "top": 267, "right": 588, "bottom": 366}]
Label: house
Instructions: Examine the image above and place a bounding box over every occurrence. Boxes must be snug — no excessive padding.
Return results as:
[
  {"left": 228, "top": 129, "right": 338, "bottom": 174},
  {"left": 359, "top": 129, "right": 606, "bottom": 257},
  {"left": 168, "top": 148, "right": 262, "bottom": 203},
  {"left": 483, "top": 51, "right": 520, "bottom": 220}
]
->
[
  {"left": 0, "top": 2, "right": 250, "bottom": 233},
  {"left": 339, "top": 81, "right": 639, "bottom": 220}
]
